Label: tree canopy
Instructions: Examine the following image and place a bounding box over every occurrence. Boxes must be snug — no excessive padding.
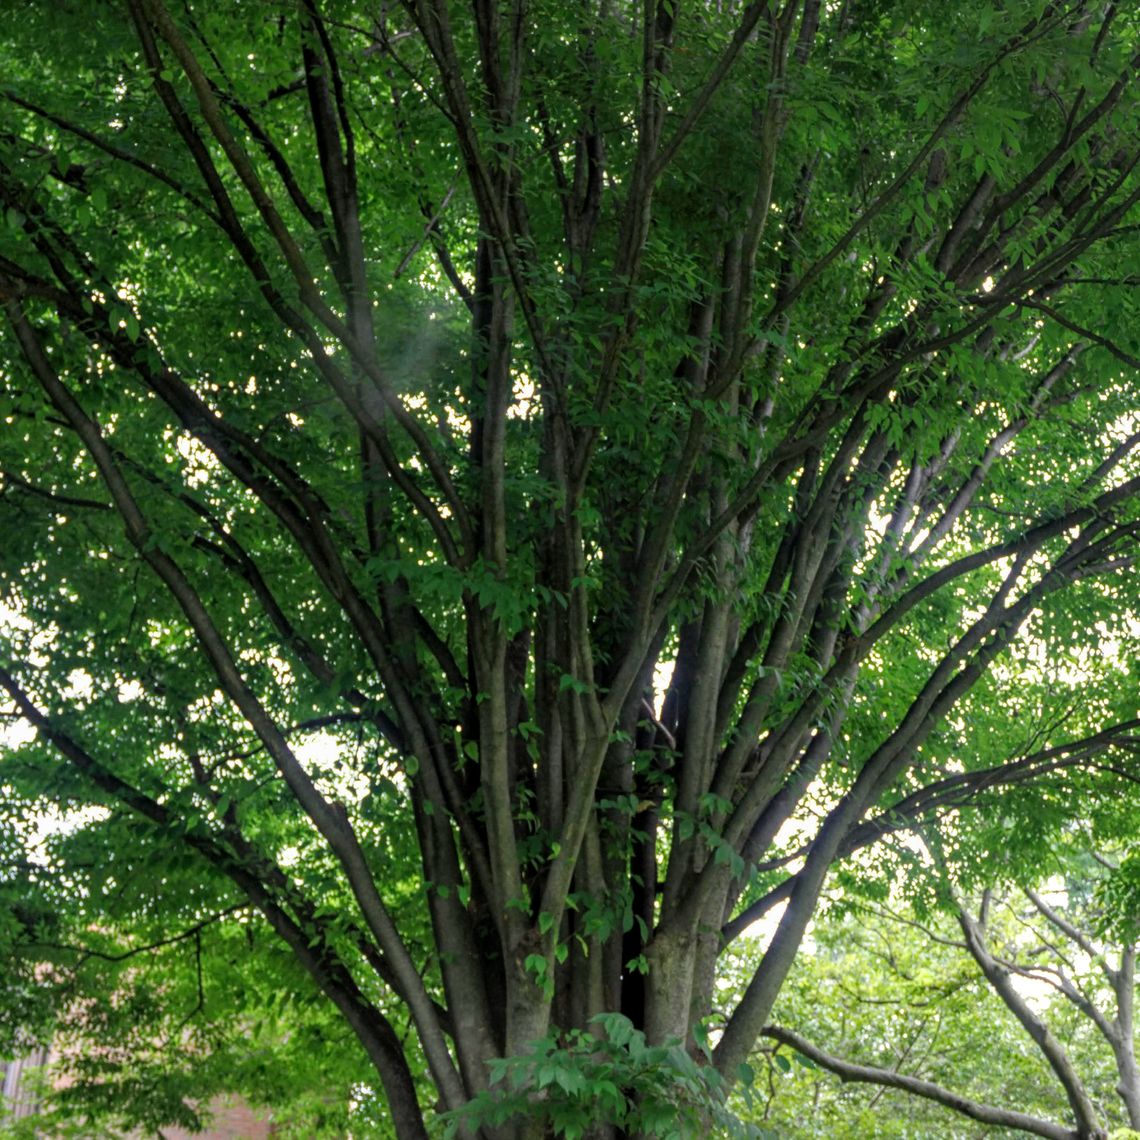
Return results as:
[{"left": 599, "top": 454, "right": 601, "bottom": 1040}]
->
[
  {"left": 757, "top": 856, "right": 1132, "bottom": 1139},
  {"left": 3, "top": 1, "right": 1140, "bottom": 1137}
]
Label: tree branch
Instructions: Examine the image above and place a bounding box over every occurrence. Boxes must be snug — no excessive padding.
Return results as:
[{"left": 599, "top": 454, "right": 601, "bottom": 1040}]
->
[{"left": 762, "top": 1025, "right": 1078, "bottom": 1140}]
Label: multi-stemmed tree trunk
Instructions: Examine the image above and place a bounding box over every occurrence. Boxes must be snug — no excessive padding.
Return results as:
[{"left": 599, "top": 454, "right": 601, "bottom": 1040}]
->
[{"left": 4, "top": 2, "right": 1140, "bottom": 1136}]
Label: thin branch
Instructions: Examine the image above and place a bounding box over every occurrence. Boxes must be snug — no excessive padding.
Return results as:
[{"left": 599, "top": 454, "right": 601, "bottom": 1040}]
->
[
  {"left": 0, "top": 469, "right": 110, "bottom": 511},
  {"left": 1024, "top": 887, "right": 1107, "bottom": 975},
  {"left": 394, "top": 183, "right": 457, "bottom": 278},
  {"left": 1, "top": 92, "right": 223, "bottom": 226},
  {"left": 1019, "top": 298, "right": 1140, "bottom": 371},
  {"left": 762, "top": 1025, "right": 1077, "bottom": 1140},
  {"left": 33, "top": 906, "right": 245, "bottom": 966},
  {"left": 769, "top": 4, "right": 1071, "bottom": 321},
  {"left": 649, "top": 0, "right": 773, "bottom": 179}
]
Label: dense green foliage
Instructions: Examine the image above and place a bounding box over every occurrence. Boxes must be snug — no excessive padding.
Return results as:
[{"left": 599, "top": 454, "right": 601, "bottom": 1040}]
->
[
  {"left": 446, "top": 1013, "right": 774, "bottom": 1140},
  {"left": 3, "top": 1, "right": 1140, "bottom": 1137}
]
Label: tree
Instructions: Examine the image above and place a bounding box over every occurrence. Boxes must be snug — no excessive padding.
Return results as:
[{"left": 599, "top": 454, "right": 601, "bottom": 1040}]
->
[
  {"left": 0, "top": 849, "right": 390, "bottom": 1139},
  {"left": 742, "top": 904, "right": 1077, "bottom": 1139},
  {"left": 4, "top": 1, "right": 1140, "bottom": 1136},
  {"left": 756, "top": 845, "right": 1140, "bottom": 1140}
]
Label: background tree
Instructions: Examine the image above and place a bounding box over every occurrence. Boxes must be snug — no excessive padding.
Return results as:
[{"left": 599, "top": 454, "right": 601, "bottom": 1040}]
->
[
  {"left": 0, "top": 832, "right": 390, "bottom": 1139},
  {"left": 744, "top": 905, "right": 1077, "bottom": 1139},
  {"left": 4, "top": 1, "right": 1140, "bottom": 1136},
  {"left": 756, "top": 839, "right": 1140, "bottom": 1140}
]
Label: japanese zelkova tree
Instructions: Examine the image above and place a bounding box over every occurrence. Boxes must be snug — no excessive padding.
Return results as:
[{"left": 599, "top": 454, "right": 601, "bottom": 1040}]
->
[{"left": 4, "top": 1, "right": 1140, "bottom": 1136}]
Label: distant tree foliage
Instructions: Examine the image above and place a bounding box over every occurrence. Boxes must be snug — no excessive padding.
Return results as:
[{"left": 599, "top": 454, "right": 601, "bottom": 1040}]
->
[{"left": 758, "top": 843, "right": 1140, "bottom": 1140}]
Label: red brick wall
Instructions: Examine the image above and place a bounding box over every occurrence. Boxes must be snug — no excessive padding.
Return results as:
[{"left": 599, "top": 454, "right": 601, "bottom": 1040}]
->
[{"left": 134, "top": 1097, "right": 275, "bottom": 1139}]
